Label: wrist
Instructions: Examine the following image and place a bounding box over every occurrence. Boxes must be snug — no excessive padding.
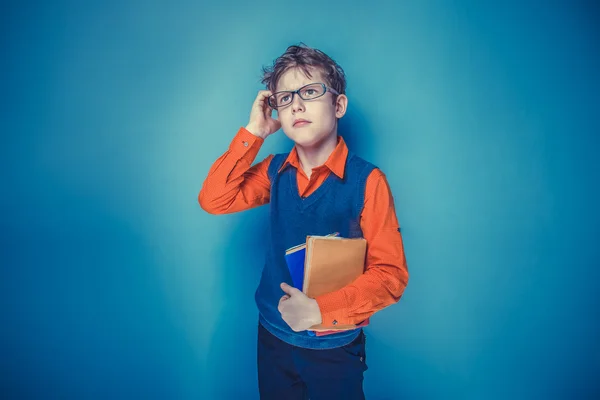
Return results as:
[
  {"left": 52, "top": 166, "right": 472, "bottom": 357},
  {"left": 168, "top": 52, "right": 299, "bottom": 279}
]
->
[
  {"left": 311, "top": 299, "right": 323, "bottom": 325},
  {"left": 244, "top": 124, "right": 267, "bottom": 139}
]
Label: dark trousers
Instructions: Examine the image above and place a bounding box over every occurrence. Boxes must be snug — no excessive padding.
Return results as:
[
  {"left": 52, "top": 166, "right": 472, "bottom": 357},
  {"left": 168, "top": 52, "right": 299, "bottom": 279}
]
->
[{"left": 257, "top": 323, "right": 368, "bottom": 400}]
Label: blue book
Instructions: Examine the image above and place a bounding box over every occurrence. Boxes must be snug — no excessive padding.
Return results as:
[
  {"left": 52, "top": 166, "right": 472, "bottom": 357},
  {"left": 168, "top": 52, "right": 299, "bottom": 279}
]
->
[
  {"left": 284, "top": 232, "right": 340, "bottom": 290},
  {"left": 284, "top": 244, "right": 306, "bottom": 290}
]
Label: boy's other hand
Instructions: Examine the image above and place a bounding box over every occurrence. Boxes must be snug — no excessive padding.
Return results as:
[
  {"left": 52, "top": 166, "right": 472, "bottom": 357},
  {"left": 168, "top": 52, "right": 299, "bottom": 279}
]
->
[
  {"left": 278, "top": 283, "right": 323, "bottom": 332},
  {"left": 245, "top": 90, "right": 282, "bottom": 139}
]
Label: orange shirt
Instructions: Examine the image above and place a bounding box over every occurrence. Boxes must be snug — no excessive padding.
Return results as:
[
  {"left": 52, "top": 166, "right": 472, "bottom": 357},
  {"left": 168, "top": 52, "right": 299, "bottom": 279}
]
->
[{"left": 199, "top": 127, "right": 409, "bottom": 326}]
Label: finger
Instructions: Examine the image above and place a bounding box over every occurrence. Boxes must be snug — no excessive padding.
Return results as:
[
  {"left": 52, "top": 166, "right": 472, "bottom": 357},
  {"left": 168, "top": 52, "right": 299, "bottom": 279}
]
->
[
  {"left": 278, "top": 295, "right": 290, "bottom": 312},
  {"left": 257, "top": 90, "right": 272, "bottom": 101},
  {"left": 280, "top": 282, "right": 301, "bottom": 296},
  {"left": 253, "top": 92, "right": 269, "bottom": 106},
  {"left": 264, "top": 95, "right": 275, "bottom": 110},
  {"left": 258, "top": 96, "right": 273, "bottom": 115},
  {"left": 255, "top": 95, "right": 267, "bottom": 108},
  {"left": 266, "top": 105, "right": 274, "bottom": 118}
]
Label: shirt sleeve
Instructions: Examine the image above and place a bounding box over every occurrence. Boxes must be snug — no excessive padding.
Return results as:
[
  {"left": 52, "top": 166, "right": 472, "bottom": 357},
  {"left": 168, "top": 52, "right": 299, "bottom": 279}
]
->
[
  {"left": 198, "top": 127, "right": 273, "bottom": 214},
  {"left": 315, "top": 169, "right": 409, "bottom": 326}
]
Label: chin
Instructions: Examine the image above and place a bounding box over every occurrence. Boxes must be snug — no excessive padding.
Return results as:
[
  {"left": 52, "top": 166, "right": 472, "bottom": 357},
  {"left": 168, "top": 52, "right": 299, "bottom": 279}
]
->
[
  {"left": 292, "top": 134, "right": 326, "bottom": 148},
  {"left": 286, "top": 128, "right": 327, "bottom": 146}
]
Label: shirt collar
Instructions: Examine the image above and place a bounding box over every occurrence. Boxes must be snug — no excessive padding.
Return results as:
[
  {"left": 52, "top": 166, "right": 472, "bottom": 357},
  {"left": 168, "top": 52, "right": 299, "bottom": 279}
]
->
[{"left": 277, "top": 135, "right": 349, "bottom": 179}]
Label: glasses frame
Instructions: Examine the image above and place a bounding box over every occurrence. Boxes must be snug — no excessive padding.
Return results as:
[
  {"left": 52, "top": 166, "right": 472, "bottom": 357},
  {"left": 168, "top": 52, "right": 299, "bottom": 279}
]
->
[{"left": 267, "top": 83, "right": 340, "bottom": 109}]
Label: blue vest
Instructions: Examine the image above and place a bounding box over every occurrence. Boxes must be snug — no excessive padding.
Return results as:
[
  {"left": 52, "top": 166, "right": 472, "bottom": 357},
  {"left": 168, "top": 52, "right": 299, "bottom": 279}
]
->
[{"left": 255, "top": 150, "right": 377, "bottom": 349}]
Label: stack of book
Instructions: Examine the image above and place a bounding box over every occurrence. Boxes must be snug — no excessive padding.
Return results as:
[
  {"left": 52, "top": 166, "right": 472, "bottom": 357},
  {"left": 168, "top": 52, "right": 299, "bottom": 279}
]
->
[{"left": 285, "top": 233, "right": 370, "bottom": 336}]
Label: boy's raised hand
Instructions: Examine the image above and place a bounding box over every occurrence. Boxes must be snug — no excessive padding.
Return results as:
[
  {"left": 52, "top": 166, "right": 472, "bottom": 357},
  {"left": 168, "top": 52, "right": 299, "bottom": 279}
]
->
[{"left": 245, "top": 90, "right": 282, "bottom": 139}]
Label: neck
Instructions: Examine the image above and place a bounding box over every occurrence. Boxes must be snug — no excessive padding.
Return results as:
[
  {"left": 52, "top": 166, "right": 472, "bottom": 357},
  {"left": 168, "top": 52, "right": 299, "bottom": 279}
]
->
[{"left": 295, "top": 133, "right": 338, "bottom": 178}]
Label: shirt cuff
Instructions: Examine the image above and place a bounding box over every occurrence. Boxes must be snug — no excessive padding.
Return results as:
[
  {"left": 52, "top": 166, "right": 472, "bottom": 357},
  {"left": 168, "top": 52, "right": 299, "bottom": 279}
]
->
[
  {"left": 315, "top": 291, "right": 350, "bottom": 326},
  {"left": 229, "top": 127, "right": 264, "bottom": 155}
]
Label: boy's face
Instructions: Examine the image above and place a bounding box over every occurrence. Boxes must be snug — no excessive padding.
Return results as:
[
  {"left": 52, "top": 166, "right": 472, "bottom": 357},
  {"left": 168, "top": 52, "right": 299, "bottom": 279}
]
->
[{"left": 274, "top": 67, "right": 347, "bottom": 148}]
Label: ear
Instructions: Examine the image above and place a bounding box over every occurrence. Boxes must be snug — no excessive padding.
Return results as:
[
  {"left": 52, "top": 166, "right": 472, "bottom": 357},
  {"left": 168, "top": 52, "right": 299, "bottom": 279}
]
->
[{"left": 335, "top": 94, "right": 348, "bottom": 118}]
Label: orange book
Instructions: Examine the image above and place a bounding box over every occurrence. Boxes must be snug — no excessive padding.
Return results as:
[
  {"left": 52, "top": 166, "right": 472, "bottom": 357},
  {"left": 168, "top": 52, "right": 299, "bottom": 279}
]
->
[{"left": 302, "top": 236, "right": 368, "bottom": 332}]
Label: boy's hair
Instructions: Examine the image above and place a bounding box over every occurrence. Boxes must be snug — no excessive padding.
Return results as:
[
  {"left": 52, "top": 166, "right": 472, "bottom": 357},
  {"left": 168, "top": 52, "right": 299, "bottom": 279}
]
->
[{"left": 261, "top": 43, "right": 347, "bottom": 96}]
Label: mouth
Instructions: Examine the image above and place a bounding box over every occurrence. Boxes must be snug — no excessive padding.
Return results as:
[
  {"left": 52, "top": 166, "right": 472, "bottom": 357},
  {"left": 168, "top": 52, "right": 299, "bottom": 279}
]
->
[{"left": 293, "top": 119, "right": 311, "bottom": 127}]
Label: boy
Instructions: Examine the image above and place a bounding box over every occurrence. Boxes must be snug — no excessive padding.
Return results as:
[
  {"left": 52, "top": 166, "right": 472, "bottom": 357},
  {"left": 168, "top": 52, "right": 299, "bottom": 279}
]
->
[{"left": 199, "top": 43, "right": 408, "bottom": 400}]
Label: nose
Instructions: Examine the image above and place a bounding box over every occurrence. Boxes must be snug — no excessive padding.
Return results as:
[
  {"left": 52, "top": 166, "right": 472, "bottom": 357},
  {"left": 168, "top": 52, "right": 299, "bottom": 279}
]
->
[{"left": 291, "top": 93, "right": 305, "bottom": 113}]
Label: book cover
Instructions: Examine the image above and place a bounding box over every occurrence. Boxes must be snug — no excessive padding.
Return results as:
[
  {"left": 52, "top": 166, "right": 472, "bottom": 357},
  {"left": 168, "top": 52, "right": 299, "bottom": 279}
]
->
[
  {"left": 302, "top": 236, "right": 367, "bottom": 299},
  {"left": 284, "top": 232, "right": 339, "bottom": 290},
  {"left": 284, "top": 245, "right": 306, "bottom": 290},
  {"left": 302, "top": 236, "right": 368, "bottom": 335}
]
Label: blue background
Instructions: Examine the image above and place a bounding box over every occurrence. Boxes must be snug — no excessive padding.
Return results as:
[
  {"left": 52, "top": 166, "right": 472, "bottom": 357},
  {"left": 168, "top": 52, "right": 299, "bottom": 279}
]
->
[{"left": 2, "top": 1, "right": 599, "bottom": 399}]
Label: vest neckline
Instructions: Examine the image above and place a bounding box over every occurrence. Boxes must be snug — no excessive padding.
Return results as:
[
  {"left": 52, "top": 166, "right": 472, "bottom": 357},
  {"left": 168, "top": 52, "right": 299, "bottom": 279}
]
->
[{"left": 288, "top": 167, "right": 338, "bottom": 209}]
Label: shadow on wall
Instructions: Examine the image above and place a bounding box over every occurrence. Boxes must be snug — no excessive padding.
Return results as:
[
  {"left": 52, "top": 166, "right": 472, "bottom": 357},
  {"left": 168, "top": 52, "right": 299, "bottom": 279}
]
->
[
  {"left": 204, "top": 206, "right": 269, "bottom": 399},
  {"left": 339, "top": 102, "right": 378, "bottom": 164}
]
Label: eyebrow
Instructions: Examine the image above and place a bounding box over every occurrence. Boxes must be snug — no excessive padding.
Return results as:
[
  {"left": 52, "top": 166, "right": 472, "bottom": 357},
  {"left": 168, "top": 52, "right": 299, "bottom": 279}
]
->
[{"left": 277, "top": 82, "right": 315, "bottom": 92}]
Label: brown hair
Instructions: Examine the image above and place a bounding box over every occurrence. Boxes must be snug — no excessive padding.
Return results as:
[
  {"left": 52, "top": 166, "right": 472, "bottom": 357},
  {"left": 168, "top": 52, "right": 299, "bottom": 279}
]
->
[{"left": 261, "top": 43, "right": 347, "bottom": 96}]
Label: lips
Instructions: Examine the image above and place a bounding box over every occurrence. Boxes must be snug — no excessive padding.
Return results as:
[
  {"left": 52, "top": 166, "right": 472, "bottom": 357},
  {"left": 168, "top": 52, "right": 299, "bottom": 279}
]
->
[{"left": 293, "top": 119, "right": 311, "bottom": 127}]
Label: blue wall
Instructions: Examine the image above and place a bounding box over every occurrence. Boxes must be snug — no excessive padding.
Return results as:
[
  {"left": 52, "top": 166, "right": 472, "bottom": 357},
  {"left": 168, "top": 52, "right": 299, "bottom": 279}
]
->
[{"left": 2, "top": 1, "right": 599, "bottom": 398}]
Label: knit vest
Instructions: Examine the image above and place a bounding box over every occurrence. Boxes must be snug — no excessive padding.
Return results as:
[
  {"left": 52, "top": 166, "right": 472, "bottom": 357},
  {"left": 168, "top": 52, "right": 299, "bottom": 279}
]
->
[{"left": 254, "top": 150, "right": 377, "bottom": 349}]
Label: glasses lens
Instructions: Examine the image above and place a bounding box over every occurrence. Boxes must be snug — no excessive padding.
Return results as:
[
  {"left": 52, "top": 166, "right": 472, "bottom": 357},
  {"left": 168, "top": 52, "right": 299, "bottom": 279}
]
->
[
  {"left": 300, "top": 84, "right": 325, "bottom": 100},
  {"left": 273, "top": 92, "right": 292, "bottom": 107}
]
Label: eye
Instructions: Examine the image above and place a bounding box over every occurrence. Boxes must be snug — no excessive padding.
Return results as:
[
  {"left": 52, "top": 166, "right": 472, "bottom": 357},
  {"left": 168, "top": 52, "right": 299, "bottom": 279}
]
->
[
  {"left": 301, "top": 85, "right": 322, "bottom": 98},
  {"left": 280, "top": 94, "right": 291, "bottom": 103}
]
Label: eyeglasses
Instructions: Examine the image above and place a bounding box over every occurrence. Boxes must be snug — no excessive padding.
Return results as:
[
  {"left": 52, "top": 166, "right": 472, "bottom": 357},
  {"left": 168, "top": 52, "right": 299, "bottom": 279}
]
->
[{"left": 267, "top": 83, "right": 339, "bottom": 109}]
